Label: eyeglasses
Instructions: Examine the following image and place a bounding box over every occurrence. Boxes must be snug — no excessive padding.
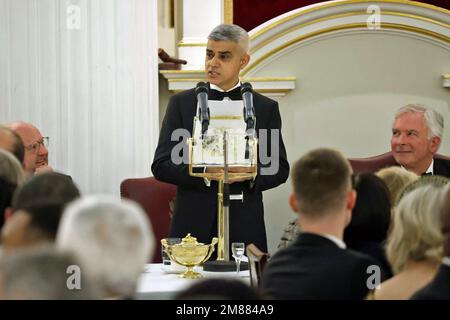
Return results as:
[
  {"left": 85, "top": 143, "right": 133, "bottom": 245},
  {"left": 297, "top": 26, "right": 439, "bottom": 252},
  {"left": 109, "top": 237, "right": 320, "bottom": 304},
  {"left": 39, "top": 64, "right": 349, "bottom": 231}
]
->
[{"left": 25, "top": 137, "right": 49, "bottom": 154}]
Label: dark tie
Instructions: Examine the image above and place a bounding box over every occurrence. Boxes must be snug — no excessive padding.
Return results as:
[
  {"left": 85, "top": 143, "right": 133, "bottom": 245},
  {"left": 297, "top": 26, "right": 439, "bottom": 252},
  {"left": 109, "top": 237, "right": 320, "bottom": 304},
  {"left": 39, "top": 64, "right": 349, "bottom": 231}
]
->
[{"left": 209, "top": 87, "right": 242, "bottom": 100}]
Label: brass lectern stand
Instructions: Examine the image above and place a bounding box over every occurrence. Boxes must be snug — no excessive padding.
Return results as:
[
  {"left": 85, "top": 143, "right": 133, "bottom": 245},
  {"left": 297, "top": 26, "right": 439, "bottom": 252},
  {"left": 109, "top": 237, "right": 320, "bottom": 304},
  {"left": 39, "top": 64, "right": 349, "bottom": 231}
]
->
[{"left": 187, "top": 121, "right": 257, "bottom": 272}]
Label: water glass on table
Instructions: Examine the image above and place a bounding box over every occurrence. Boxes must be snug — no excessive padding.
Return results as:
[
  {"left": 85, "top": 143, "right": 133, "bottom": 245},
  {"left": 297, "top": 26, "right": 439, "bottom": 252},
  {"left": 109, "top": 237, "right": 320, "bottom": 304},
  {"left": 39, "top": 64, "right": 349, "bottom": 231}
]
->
[{"left": 231, "top": 242, "right": 245, "bottom": 275}]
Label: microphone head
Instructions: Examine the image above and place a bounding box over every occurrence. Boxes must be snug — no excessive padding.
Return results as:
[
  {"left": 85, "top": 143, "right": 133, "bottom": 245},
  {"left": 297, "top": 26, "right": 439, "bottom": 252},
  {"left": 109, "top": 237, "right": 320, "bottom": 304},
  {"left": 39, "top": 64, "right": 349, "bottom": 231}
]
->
[
  {"left": 241, "top": 82, "right": 253, "bottom": 94},
  {"left": 195, "top": 82, "right": 208, "bottom": 94}
]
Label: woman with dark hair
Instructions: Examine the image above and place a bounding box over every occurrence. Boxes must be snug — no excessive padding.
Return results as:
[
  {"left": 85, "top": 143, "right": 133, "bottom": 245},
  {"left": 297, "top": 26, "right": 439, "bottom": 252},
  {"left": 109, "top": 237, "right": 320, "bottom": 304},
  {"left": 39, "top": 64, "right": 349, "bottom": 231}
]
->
[{"left": 344, "top": 173, "right": 392, "bottom": 278}]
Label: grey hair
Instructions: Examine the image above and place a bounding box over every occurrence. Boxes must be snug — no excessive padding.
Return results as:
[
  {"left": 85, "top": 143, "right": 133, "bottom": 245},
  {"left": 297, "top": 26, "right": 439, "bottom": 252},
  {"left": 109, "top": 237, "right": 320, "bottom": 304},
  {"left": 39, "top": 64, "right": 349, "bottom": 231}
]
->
[
  {"left": 56, "top": 195, "right": 154, "bottom": 299},
  {"left": 395, "top": 104, "right": 444, "bottom": 139},
  {"left": 387, "top": 184, "right": 446, "bottom": 274},
  {"left": 0, "top": 245, "right": 97, "bottom": 299},
  {"left": 0, "top": 149, "right": 25, "bottom": 186},
  {"left": 208, "top": 24, "right": 249, "bottom": 52}
]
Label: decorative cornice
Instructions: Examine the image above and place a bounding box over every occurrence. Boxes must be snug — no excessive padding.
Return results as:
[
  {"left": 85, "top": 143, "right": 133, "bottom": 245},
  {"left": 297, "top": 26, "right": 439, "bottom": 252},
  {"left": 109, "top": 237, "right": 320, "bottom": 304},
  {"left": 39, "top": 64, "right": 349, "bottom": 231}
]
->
[
  {"left": 159, "top": 71, "right": 296, "bottom": 97},
  {"left": 243, "top": 22, "right": 450, "bottom": 76}
]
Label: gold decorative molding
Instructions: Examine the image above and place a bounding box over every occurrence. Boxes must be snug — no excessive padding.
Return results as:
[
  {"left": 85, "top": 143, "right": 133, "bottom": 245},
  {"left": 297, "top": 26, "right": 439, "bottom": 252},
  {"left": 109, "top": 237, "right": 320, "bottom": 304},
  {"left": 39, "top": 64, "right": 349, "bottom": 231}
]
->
[
  {"left": 250, "top": 0, "right": 450, "bottom": 41},
  {"left": 177, "top": 42, "right": 207, "bottom": 47},
  {"left": 224, "top": 0, "right": 233, "bottom": 24},
  {"left": 250, "top": 11, "right": 450, "bottom": 54},
  {"left": 160, "top": 70, "right": 205, "bottom": 74},
  {"left": 243, "top": 23, "right": 450, "bottom": 76}
]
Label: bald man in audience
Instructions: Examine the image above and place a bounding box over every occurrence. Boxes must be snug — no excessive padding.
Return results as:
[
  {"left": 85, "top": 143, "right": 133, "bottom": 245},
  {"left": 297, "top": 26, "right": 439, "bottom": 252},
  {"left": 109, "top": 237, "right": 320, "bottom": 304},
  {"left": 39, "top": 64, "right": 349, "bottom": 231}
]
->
[
  {"left": 391, "top": 105, "right": 450, "bottom": 177},
  {"left": 412, "top": 186, "right": 450, "bottom": 300},
  {"left": 7, "top": 122, "right": 52, "bottom": 176},
  {"left": 0, "top": 126, "right": 25, "bottom": 166}
]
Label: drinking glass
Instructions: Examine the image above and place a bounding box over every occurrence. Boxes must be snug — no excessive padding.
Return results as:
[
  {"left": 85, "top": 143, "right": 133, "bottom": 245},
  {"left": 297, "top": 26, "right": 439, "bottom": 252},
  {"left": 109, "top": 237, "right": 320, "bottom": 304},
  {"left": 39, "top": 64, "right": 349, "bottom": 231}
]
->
[{"left": 231, "top": 242, "right": 245, "bottom": 275}]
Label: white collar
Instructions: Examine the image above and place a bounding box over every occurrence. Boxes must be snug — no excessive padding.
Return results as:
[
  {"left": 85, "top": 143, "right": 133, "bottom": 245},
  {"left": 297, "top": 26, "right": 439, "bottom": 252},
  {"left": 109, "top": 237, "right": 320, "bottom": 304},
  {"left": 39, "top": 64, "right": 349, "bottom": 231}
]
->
[
  {"left": 425, "top": 159, "right": 434, "bottom": 175},
  {"left": 322, "top": 234, "right": 347, "bottom": 249},
  {"left": 210, "top": 81, "right": 241, "bottom": 92},
  {"left": 442, "top": 256, "right": 450, "bottom": 267}
]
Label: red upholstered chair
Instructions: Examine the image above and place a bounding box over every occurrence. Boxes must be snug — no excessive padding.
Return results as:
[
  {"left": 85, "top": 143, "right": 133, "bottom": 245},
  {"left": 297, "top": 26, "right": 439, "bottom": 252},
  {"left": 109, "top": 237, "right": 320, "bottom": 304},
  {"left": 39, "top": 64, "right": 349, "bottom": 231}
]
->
[
  {"left": 348, "top": 151, "right": 450, "bottom": 174},
  {"left": 348, "top": 152, "right": 397, "bottom": 174},
  {"left": 120, "top": 177, "right": 176, "bottom": 263}
]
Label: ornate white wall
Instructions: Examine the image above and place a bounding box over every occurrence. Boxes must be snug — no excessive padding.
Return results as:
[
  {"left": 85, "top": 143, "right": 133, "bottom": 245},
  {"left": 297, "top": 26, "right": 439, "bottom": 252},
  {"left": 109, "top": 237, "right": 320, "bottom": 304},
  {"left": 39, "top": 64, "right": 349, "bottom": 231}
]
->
[{"left": 243, "top": 0, "right": 450, "bottom": 253}]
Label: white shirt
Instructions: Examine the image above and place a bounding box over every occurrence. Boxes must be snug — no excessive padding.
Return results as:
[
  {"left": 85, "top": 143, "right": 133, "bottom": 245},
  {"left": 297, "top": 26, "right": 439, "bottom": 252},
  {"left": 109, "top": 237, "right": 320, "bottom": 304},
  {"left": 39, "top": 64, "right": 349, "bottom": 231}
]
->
[
  {"left": 425, "top": 159, "right": 434, "bottom": 175},
  {"left": 322, "top": 234, "right": 347, "bottom": 249}
]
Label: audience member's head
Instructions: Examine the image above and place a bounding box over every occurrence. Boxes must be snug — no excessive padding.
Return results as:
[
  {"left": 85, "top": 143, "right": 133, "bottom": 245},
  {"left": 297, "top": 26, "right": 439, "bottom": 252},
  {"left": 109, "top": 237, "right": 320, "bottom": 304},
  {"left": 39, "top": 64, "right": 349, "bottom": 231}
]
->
[
  {"left": 0, "top": 149, "right": 26, "bottom": 187},
  {"left": 0, "top": 245, "right": 97, "bottom": 299},
  {"left": 391, "top": 104, "right": 443, "bottom": 175},
  {"left": 0, "top": 149, "right": 26, "bottom": 229},
  {"left": 289, "top": 148, "right": 356, "bottom": 235},
  {"left": 11, "top": 172, "right": 80, "bottom": 211},
  {"left": 344, "top": 173, "right": 391, "bottom": 245},
  {"left": 441, "top": 187, "right": 450, "bottom": 257},
  {"left": 376, "top": 166, "right": 419, "bottom": 206},
  {"left": 0, "top": 126, "right": 25, "bottom": 165},
  {"left": 396, "top": 175, "right": 449, "bottom": 206},
  {"left": 56, "top": 195, "right": 154, "bottom": 299},
  {"left": 1, "top": 172, "right": 80, "bottom": 251},
  {"left": 7, "top": 121, "right": 51, "bottom": 176},
  {"left": 174, "top": 278, "right": 263, "bottom": 300},
  {"left": 387, "top": 184, "right": 446, "bottom": 274},
  {"left": 1, "top": 201, "right": 66, "bottom": 251}
]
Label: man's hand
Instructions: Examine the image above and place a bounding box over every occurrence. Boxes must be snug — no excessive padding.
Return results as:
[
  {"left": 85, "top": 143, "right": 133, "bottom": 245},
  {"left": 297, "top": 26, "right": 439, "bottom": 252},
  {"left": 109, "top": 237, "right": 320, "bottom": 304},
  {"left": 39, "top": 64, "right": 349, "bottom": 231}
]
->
[{"left": 35, "top": 165, "right": 53, "bottom": 174}]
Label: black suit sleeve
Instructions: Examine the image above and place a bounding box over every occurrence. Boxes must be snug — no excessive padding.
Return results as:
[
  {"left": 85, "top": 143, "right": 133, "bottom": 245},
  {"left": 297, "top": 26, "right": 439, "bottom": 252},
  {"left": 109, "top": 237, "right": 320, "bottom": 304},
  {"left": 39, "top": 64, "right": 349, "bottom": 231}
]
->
[
  {"left": 151, "top": 94, "right": 207, "bottom": 190},
  {"left": 251, "top": 101, "right": 289, "bottom": 192}
]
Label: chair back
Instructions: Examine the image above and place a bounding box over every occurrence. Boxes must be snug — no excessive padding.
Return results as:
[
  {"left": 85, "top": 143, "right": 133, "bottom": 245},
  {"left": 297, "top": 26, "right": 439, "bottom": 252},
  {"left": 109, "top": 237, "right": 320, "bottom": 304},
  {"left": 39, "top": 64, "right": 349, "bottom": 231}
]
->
[
  {"left": 246, "top": 243, "right": 270, "bottom": 288},
  {"left": 348, "top": 151, "right": 450, "bottom": 174},
  {"left": 120, "top": 177, "right": 176, "bottom": 263}
]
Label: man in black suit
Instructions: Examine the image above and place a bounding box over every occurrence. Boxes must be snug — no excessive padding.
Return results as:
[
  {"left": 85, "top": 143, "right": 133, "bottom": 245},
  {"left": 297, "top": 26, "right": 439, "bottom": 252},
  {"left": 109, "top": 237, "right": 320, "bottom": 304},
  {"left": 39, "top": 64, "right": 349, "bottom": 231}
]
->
[
  {"left": 151, "top": 24, "right": 289, "bottom": 252},
  {"left": 262, "top": 148, "right": 381, "bottom": 299},
  {"left": 391, "top": 104, "right": 450, "bottom": 178},
  {"left": 412, "top": 187, "right": 450, "bottom": 300}
]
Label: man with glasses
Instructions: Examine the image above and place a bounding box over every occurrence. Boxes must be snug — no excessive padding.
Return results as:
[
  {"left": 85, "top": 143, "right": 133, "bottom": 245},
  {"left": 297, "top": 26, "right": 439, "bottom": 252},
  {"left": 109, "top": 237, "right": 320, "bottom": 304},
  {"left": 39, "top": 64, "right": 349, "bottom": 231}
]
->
[{"left": 7, "top": 122, "right": 52, "bottom": 176}]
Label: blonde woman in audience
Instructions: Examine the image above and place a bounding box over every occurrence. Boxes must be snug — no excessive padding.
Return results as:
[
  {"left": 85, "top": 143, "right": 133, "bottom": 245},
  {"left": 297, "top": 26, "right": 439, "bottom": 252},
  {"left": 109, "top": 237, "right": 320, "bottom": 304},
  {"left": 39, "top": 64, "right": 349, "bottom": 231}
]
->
[
  {"left": 372, "top": 184, "right": 446, "bottom": 300},
  {"left": 375, "top": 166, "right": 418, "bottom": 206}
]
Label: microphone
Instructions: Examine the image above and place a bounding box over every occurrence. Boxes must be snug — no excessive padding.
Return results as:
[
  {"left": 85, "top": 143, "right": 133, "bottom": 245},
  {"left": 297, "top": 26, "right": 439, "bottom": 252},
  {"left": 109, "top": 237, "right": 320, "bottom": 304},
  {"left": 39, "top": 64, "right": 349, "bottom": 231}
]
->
[
  {"left": 195, "top": 82, "right": 210, "bottom": 136},
  {"left": 241, "top": 82, "right": 255, "bottom": 131},
  {"left": 241, "top": 82, "right": 256, "bottom": 160}
]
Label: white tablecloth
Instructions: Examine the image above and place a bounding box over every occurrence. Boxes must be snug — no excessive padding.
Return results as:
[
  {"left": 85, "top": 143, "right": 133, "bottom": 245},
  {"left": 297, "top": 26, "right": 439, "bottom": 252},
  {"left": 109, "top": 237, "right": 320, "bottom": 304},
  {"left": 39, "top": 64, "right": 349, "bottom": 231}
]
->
[{"left": 135, "top": 263, "right": 250, "bottom": 300}]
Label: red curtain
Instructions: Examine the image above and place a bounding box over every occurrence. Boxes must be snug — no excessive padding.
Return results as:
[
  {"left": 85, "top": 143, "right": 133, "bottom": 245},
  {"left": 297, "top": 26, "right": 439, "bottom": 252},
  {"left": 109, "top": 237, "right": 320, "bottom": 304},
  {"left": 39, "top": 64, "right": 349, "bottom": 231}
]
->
[{"left": 233, "top": 0, "right": 449, "bottom": 31}]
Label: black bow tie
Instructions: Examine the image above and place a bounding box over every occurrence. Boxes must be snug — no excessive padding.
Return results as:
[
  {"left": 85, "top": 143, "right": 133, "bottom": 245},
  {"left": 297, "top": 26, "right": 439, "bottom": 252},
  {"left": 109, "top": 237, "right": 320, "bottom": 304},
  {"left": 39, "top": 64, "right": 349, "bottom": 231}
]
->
[{"left": 208, "top": 87, "right": 242, "bottom": 100}]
